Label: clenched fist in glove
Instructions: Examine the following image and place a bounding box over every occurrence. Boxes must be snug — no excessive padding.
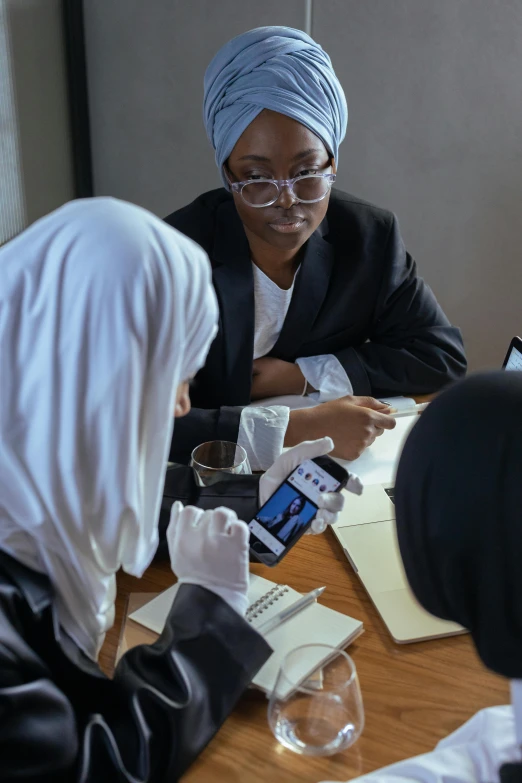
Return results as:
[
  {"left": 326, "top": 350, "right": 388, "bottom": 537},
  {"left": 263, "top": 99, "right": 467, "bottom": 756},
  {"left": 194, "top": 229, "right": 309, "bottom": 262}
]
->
[{"left": 167, "top": 502, "right": 250, "bottom": 616}]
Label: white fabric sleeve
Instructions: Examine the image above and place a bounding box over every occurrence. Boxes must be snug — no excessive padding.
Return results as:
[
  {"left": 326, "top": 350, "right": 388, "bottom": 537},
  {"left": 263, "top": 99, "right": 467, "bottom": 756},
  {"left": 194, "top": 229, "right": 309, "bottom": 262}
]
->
[
  {"left": 296, "top": 354, "right": 353, "bottom": 402},
  {"left": 318, "top": 706, "right": 519, "bottom": 783},
  {"left": 237, "top": 405, "right": 290, "bottom": 472}
]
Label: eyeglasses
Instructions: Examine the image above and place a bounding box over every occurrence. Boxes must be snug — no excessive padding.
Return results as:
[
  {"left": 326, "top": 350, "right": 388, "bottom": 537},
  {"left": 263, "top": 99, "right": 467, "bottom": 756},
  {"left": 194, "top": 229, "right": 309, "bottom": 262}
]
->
[{"left": 225, "top": 170, "right": 336, "bottom": 208}]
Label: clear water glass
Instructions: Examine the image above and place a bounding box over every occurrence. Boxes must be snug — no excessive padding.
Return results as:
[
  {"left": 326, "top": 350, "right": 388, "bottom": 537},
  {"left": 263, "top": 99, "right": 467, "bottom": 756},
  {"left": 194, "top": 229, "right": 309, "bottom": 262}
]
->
[
  {"left": 190, "top": 440, "right": 251, "bottom": 487},
  {"left": 268, "top": 644, "right": 364, "bottom": 756}
]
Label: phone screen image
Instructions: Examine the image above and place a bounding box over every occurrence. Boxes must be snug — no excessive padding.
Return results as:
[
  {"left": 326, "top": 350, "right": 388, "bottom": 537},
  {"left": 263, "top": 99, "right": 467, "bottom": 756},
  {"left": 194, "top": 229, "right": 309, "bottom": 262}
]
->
[{"left": 249, "top": 459, "right": 341, "bottom": 559}]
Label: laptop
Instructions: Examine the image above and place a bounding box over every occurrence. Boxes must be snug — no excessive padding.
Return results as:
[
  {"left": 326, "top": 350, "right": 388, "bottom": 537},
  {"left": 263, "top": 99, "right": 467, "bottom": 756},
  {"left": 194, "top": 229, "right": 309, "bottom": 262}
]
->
[
  {"left": 332, "top": 482, "right": 464, "bottom": 643},
  {"left": 502, "top": 335, "right": 522, "bottom": 370},
  {"left": 333, "top": 336, "right": 522, "bottom": 643}
]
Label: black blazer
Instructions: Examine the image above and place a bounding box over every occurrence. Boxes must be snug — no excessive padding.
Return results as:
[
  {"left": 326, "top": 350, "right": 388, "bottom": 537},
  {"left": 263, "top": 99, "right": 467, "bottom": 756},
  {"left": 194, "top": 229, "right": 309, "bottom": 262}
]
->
[
  {"left": 0, "top": 550, "right": 270, "bottom": 783},
  {"left": 165, "top": 188, "right": 466, "bottom": 463}
]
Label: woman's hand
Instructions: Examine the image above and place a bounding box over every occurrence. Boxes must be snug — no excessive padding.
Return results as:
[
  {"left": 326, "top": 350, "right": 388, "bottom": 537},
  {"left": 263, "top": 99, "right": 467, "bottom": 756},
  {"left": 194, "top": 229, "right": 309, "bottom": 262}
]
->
[
  {"left": 167, "top": 503, "right": 250, "bottom": 616},
  {"left": 251, "top": 357, "right": 306, "bottom": 399},
  {"left": 285, "top": 396, "right": 396, "bottom": 461}
]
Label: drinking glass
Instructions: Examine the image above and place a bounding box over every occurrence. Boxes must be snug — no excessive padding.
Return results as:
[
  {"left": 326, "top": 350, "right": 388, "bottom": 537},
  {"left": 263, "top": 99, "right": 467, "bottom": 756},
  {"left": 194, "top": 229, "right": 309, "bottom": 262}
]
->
[
  {"left": 190, "top": 441, "right": 251, "bottom": 487},
  {"left": 268, "top": 644, "right": 364, "bottom": 756}
]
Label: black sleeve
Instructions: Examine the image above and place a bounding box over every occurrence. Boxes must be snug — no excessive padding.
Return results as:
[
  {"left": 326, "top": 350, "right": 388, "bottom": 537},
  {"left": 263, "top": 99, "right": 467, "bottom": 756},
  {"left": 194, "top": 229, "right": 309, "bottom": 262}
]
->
[
  {"left": 0, "top": 587, "right": 271, "bottom": 783},
  {"left": 334, "top": 216, "right": 467, "bottom": 397},
  {"left": 156, "top": 464, "right": 261, "bottom": 560},
  {"left": 0, "top": 677, "right": 78, "bottom": 782},
  {"left": 169, "top": 406, "right": 244, "bottom": 464},
  {"left": 105, "top": 585, "right": 272, "bottom": 781}
]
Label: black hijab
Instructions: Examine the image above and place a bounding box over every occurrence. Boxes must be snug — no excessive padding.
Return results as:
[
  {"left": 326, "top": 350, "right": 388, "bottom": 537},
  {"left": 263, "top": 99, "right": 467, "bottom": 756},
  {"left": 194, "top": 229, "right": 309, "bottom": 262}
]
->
[{"left": 395, "top": 371, "right": 522, "bottom": 680}]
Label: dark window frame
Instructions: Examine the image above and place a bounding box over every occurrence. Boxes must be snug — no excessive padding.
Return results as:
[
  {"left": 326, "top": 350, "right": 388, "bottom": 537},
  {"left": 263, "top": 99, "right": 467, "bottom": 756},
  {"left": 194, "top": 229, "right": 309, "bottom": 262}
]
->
[{"left": 62, "top": 0, "right": 93, "bottom": 197}]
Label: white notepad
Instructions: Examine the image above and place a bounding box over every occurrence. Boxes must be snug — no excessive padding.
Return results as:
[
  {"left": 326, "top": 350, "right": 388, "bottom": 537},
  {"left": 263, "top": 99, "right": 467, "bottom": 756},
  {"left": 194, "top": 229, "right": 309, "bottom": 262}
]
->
[{"left": 129, "top": 575, "right": 363, "bottom": 695}]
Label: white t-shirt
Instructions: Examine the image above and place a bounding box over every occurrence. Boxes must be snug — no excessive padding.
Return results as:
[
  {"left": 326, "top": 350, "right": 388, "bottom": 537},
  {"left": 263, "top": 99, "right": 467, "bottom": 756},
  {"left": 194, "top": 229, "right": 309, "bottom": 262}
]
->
[
  {"left": 237, "top": 262, "right": 353, "bottom": 471},
  {"left": 252, "top": 263, "right": 295, "bottom": 360}
]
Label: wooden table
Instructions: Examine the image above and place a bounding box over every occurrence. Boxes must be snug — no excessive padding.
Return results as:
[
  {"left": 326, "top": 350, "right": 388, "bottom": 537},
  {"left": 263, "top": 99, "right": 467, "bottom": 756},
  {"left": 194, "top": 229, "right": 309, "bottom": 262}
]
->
[{"left": 100, "top": 527, "right": 508, "bottom": 783}]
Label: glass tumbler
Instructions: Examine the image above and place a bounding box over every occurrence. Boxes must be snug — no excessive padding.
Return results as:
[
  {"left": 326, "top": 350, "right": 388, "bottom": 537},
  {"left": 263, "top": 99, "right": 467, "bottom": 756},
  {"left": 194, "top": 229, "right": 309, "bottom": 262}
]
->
[
  {"left": 268, "top": 644, "right": 364, "bottom": 756},
  {"left": 190, "top": 440, "right": 251, "bottom": 487}
]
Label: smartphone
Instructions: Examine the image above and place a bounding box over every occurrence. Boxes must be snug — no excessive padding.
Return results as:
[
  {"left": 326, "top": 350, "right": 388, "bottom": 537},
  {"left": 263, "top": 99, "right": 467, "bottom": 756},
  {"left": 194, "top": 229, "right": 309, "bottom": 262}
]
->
[{"left": 249, "top": 455, "right": 349, "bottom": 566}]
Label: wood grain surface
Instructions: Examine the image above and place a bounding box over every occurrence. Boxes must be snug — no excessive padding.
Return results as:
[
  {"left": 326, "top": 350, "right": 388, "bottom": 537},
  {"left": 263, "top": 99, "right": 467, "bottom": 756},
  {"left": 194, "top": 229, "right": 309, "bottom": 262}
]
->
[{"left": 100, "top": 528, "right": 508, "bottom": 782}]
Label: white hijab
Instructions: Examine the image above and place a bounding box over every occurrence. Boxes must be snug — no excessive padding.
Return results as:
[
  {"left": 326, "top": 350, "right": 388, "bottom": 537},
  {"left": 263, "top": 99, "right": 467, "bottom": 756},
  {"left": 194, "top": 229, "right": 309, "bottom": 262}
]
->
[{"left": 0, "top": 197, "right": 218, "bottom": 659}]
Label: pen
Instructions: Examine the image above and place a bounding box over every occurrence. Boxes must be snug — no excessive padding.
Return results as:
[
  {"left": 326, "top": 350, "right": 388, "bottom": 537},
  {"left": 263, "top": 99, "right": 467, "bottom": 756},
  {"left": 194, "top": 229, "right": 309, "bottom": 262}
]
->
[
  {"left": 389, "top": 402, "right": 429, "bottom": 418},
  {"left": 256, "top": 586, "right": 326, "bottom": 636}
]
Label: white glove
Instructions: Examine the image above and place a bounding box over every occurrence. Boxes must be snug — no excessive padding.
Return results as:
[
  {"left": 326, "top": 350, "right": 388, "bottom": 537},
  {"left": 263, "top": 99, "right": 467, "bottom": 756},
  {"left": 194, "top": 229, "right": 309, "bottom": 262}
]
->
[
  {"left": 259, "top": 437, "right": 363, "bottom": 535},
  {"left": 167, "top": 502, "right": 250, "bottom": 616}
]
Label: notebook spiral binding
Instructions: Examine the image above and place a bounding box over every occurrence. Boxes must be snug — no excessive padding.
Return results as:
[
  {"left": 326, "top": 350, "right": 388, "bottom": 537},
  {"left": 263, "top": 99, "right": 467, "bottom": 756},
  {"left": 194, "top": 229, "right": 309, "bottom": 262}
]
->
[{"left": 245, "top": 584, "right": 290, "bottom": 623}]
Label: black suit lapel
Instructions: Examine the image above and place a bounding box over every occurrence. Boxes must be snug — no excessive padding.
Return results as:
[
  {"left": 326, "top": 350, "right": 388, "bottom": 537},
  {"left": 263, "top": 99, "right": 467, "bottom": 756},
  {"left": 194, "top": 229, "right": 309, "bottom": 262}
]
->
[
  {"left": 211, "top": 201, "right": 255, "bottom": 403},
  {"left": 270, "top": 221, "right": 335, "bottom": 361}
]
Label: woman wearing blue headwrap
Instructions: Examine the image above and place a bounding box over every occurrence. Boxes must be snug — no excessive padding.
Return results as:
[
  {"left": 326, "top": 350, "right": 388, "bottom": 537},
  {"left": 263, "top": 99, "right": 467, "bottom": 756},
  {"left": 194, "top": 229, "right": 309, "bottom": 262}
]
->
[{"left": 165, "top": 27, "right": 466, "bottom": 472}]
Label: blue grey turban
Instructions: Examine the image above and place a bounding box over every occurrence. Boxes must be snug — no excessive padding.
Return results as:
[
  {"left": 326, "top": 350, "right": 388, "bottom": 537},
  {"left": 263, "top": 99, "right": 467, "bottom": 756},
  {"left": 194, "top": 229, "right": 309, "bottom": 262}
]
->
[{"left": 203, "top": 27, "right": 348, "bottom": 188}]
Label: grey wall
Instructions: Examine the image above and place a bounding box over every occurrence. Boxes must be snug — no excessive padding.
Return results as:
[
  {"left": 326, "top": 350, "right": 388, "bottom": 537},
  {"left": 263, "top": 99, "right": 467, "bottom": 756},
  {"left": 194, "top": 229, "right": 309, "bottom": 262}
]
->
[
  {"left": 0, "top": 0, "right": 74, "bottom": 240},
  {"left": 84, "top": 0, "right": 307, "bottom": 215},
  {"left": 84, "top": 0, "right": 522, "bottom": 370},
  {"left": 316, "top": 0, "right": 522, "bottom": 369}
]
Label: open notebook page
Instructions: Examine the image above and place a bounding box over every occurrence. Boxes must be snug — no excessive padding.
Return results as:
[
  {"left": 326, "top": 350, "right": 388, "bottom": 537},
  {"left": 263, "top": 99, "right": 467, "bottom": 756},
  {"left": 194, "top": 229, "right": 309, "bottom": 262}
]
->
[{"left": 129, "top": 574, "right": 363, "bottom": 695}]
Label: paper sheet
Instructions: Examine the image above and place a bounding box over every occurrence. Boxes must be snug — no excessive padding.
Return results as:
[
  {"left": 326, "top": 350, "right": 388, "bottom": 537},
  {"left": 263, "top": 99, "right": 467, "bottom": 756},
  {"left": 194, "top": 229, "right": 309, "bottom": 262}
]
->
[
  {"left": 252, "top": 395, "right": 418, "bottom": 485},
  {"left": 337, "top": 414, "right": 419, "bottom": 485},
  {"left": 377, "top": 395, "right": 417, "bottom": 411},
  {"left": 249, "top": 395, "right": 418, "bottom": 413}
]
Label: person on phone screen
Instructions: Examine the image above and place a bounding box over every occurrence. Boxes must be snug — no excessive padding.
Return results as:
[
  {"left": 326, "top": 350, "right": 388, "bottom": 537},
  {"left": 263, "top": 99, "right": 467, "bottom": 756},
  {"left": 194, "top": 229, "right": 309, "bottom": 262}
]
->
[
  {"left": 165, "top": 26, "right": 466, "bottom": 473},
  {"left": 259, "top": 495, "right": 307, "bottom": 542},
  {"left": 0, "top": 198, "right": 347, "bottom": 782},
  {"left": 320, "top": 372, "right": 522, "bottom": 783}
]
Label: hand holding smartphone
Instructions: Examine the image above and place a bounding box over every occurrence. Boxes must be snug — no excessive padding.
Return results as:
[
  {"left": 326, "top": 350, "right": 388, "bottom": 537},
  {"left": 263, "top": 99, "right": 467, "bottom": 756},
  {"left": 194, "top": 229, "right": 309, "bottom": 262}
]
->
[{"left": 249, "top": 455, "right": 348, "bottom": 566}]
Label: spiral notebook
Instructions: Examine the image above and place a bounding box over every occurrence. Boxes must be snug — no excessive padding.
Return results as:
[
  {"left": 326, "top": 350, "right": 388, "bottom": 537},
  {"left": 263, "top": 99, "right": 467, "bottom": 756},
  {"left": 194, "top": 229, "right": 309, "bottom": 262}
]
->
[{"left": 129, "top": 575, "right": 363, "bottom": 695}]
